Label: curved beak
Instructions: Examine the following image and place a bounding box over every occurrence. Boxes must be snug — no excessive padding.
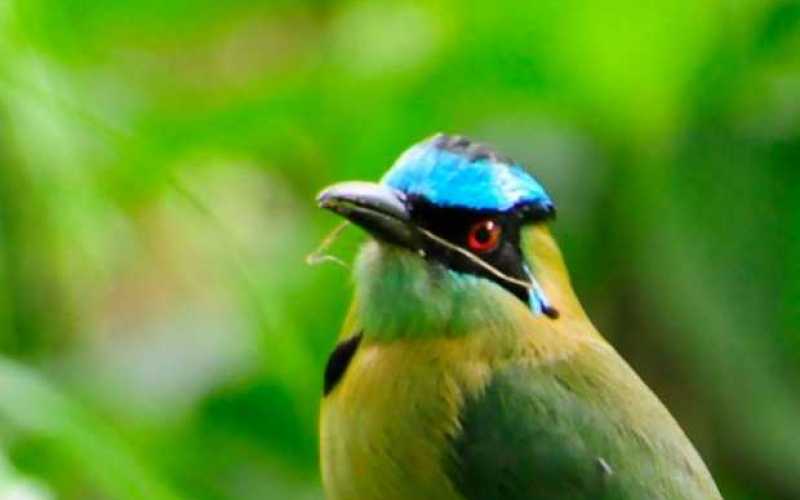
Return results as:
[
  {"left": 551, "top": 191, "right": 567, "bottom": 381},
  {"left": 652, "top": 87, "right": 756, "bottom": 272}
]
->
[{"left": 317, "top": 181, "right": 420, "bottom": 249}]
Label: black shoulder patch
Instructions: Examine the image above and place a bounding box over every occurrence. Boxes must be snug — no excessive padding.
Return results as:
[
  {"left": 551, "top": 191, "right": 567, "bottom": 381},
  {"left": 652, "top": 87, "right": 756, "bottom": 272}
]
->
[{"left": 323, "top": 333, "right": 363, "bottom": 396}]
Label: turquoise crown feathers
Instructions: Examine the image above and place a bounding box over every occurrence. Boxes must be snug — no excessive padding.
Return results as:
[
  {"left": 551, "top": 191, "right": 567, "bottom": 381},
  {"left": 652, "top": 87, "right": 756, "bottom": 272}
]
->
[{"left": 381, "top": 133, "right": 554, "bottom": 213}]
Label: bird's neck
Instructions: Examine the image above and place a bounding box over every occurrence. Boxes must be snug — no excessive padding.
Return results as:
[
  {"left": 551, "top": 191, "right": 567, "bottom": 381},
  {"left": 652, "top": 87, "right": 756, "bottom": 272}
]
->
[
  {"left": 522, "top": 225, "right": 590, "bottom": 325},
  {"left": 350, "top": 226, "right": 592, "bottom": 343}
]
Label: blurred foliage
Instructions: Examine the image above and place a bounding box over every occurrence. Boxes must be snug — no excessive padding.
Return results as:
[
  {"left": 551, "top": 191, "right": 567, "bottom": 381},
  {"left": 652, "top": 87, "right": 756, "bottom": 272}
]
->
[{"left": 0, "top": 0, "right": 798, "bottom": 498}]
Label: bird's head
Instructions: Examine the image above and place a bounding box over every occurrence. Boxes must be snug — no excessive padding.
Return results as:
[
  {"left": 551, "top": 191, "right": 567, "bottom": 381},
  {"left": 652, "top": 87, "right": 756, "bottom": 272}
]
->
[{"left": 318, "top": 133, "right": 577, "bottom": 340}]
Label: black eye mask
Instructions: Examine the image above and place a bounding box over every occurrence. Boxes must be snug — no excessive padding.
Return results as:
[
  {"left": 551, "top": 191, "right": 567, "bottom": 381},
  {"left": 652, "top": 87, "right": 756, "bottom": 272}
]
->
[{"left": 407, "top": 197, "right": 536, "bottom": 309}]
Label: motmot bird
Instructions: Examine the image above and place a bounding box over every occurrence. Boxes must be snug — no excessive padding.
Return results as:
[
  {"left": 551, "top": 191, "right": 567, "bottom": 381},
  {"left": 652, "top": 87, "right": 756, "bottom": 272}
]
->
[{"left": 316, "top": 133, "right": 721, "bottom": 499}]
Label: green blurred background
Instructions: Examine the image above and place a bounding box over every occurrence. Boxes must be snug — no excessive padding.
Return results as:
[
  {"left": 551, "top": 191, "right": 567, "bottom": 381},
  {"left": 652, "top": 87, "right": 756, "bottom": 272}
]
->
[{"left": 0, "top": 0, "right": 799, "bottom": 498}]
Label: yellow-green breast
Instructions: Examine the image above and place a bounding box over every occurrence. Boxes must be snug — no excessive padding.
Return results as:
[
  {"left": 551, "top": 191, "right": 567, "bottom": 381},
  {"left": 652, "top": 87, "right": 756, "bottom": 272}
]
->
[{"left": 316, "top": 297, "right": 547, "bottom": 496}]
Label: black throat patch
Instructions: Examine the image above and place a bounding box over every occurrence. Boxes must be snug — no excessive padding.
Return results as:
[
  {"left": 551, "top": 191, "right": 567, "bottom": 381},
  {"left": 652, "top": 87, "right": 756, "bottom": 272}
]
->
[{"left": 323, "top": 333, "right": 363, "bottom": 397}]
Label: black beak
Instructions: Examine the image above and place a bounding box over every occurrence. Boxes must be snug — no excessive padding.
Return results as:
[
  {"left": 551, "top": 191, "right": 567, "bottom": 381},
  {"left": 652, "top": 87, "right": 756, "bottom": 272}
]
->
[{"left": 317, "top": 181, "right": 420, "bottom": 249}]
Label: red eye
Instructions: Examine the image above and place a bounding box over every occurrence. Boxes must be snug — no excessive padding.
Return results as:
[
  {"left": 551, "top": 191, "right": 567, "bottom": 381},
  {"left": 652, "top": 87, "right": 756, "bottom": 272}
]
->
[{"left": 467, "top": 219, "right": 502, "bottom": 253}]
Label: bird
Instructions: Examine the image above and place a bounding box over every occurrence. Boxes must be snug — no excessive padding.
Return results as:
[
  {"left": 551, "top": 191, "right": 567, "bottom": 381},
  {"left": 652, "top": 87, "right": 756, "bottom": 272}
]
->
[{"left": 315, "top": 133, "right": 722, "bottom": 500}]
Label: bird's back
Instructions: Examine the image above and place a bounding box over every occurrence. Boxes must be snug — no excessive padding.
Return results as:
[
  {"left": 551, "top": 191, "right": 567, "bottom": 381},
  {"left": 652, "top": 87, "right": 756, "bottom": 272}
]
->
[{"left": 450, "top": 338, "right": 721, "bottom": 499}]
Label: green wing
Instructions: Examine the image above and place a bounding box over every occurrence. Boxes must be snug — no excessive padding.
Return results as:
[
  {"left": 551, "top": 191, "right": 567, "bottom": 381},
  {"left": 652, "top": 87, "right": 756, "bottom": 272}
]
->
[{"left": 447, "top": 345, "right": 721, "bottom": 500}]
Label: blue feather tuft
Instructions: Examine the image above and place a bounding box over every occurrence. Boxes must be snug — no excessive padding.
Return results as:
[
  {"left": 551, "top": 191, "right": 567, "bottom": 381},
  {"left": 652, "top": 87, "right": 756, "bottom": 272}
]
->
[{"left": 382, "top": 133, "right": 552, "bottom": 212}]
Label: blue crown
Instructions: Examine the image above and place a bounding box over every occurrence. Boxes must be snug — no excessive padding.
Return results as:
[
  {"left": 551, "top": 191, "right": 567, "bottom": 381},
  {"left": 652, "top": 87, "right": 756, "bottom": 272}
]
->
[{"left": 381, "top": 133, "right": 553, "bottom": 212}]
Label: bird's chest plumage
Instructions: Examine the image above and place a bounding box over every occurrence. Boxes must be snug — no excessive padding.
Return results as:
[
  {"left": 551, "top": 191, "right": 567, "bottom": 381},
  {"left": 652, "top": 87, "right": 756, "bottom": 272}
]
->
[
  {"left": 319, "top": 335, "right": 498, "bottom": 500},
  {"left": 318, "top": 318, "right": 721, "bottom": 500}
]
